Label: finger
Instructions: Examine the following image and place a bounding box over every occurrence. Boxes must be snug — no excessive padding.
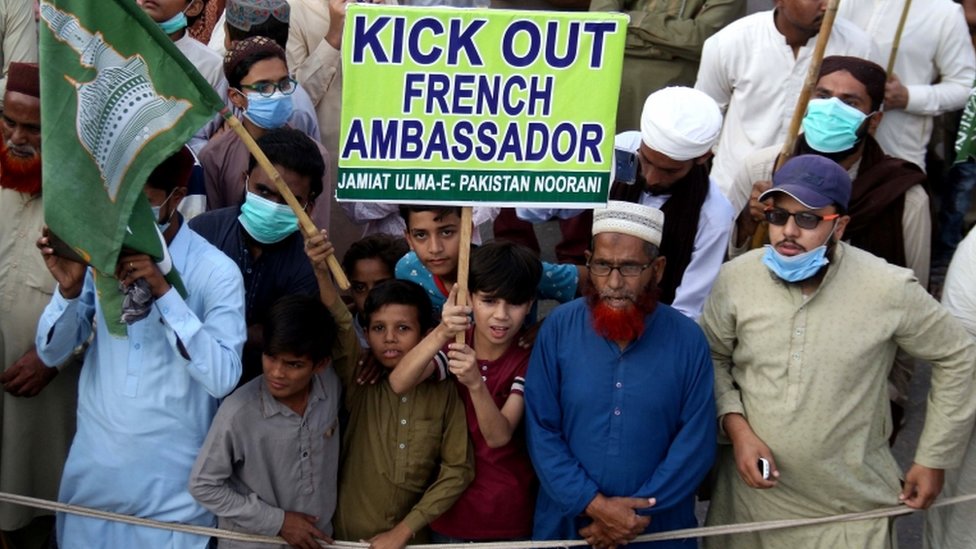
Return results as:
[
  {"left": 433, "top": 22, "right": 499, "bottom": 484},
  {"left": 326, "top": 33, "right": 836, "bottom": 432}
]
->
[
  {"left": 623, "top": 497, "right": 655, "bottom": 510},
  {"left": 446, "top": 283, "right": 459, "bottom": 306},
  {"left": 899, "top": 479, "right": 917, "bottom": 503}
]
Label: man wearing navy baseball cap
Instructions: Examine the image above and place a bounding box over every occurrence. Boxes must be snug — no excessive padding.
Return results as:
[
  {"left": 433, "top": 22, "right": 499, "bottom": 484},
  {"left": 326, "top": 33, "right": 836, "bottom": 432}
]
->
[{"left": 699, "top": 155, "right": 976, "bottom": 549}]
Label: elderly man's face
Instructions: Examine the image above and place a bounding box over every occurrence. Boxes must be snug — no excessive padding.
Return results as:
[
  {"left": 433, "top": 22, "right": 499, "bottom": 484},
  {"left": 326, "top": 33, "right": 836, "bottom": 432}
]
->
[
  {"left": 2, "top": 91, "right": 41, "bottom": 157},
  {"left": 768, "top": 194, "right": 849, "bottom": 256},
  {"left": 588, "top": 232, "right": 664, "bottom": 310}
]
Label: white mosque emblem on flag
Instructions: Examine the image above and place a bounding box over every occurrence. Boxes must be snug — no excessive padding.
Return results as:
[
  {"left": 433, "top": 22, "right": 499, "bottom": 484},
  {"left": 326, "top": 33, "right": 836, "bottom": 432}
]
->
[{"left": 40, "top": 3, "right": 191, "bottom": 202}]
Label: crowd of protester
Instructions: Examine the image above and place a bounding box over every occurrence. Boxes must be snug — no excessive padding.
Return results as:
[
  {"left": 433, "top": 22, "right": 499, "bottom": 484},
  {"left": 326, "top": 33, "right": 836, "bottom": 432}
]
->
[{"left": 2, "top": 1, "right": 976, "bottom": 548}]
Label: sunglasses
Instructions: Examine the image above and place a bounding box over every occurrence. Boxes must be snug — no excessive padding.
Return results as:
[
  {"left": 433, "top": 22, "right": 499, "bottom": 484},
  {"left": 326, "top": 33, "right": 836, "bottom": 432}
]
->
[{"left": 763, "top": 207, "right": 839, "bottom": 230}]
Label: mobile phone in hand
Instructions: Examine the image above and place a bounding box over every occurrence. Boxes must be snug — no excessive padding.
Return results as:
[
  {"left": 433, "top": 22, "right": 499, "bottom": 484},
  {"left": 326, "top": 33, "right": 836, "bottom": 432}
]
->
[{"left": 757, "top": 457, "right": 771, "bottom": 480}]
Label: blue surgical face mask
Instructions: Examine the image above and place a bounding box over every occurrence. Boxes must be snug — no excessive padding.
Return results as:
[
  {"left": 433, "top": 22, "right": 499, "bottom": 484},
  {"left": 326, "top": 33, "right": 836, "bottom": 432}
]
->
[
  {"left": 150, "top": 190, "right": 176, "bottom": 233},
  {"left": 762, "top": 222, "right": 837, "bottom": 282},
  {"left": 242, "top": 91, "right": 293, "bottom": 130},
  {"left": 238, "top": 190, "right": 298, "bottom": 244},
  {"left": 801, "top": 97, "right": 870, "bottom": 153},
  {"left": 157, "top": 9, "right": 188, "bottom": 34}
]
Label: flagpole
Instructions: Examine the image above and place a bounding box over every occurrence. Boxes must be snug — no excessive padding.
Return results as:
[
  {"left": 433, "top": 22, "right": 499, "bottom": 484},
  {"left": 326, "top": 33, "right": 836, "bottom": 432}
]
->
[
  {"left": 454, "top": 207, "right": 473, "bottom": 345},
  {"left": 886, "top": 0, "right": 913, "bottom": 75},
  {"left": 222, "top": 112, "right": 351, "bottom": 290},
  {"left": 751, "top": 0, "right": 841, "bottom": 249}
]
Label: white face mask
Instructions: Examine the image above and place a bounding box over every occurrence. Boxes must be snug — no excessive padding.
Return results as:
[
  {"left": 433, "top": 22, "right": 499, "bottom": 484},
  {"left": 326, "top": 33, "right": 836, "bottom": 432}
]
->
[{"left": 150, "top": 189, "right": 177, "bottom": 232}]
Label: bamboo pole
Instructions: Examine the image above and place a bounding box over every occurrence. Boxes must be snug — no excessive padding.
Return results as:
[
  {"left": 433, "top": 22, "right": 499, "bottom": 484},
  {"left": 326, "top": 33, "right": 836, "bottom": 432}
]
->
[
  {"left": 886, "top": 0, "right": 913, "bottom": 76},
  {"left": 222, "top": 113, "right": 350, "bottom": 290},
  {"left": 751, "top": 0, "right": 842, "bottom": 249},
  {"left": 455, "top": 207, "right": 473, "bottom": 345}
]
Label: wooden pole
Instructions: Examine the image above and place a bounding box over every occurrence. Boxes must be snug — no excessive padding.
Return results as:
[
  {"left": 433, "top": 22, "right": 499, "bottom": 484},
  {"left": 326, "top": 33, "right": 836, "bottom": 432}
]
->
[
  {"left": 751, "top": 0, "right": 842, "bottom": 249},
  {"left": 886, "top": 0, "right": 913, "bottom": 76},
  {"left": 222, "top": 113, "right": 350, "bottom": 290},
  {"left": 455, "top": 207, "right": 473, "bottom": 345}
]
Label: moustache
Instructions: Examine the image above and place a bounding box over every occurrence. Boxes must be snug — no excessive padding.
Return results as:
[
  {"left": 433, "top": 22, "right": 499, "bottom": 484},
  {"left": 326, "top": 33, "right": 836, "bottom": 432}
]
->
[{"left": 5, "top": 141, "right": 37, "bottom": 158}]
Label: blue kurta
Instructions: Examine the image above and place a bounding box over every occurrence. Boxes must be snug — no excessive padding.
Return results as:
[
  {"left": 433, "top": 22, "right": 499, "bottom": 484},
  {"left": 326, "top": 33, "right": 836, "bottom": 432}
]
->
[
  {"left": 525, "top": 298, "right": 716, "bottom": 548},
  {"left": 36, "top": 224, "right": 246, "bottom": 548}
]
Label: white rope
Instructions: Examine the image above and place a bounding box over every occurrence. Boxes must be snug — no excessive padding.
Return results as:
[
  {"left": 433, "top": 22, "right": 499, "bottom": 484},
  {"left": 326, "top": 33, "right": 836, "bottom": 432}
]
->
[{"left": 2, "top": 491, "right": 975, "bottom": 547}]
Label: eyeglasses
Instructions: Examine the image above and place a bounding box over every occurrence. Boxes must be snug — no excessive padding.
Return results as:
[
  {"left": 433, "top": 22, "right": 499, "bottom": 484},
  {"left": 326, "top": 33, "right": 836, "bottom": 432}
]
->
[
  {"left": 239, "top": 77, "right": 298, "bottom": 97},
  {"left": 764, "top": 207, "right": 839, "bottom": 230},
  {"left": 587, "top": 261, "right": 653, "bottom": 277}
]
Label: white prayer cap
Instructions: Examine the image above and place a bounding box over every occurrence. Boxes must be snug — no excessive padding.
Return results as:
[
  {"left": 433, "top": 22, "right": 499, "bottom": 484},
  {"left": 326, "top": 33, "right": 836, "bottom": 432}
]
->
[
  {"left": 592, "top": 201, "right": 664, "bottom": 248},
  {"left": 640, "top": 87, "right": 722, "bottom": 161}
]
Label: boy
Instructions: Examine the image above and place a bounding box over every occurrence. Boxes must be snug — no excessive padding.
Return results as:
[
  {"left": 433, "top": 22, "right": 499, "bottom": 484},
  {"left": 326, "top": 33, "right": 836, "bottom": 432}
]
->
[
  {"left": 395, "top": 206, "right": 581, "bottom": 316},
  {"left": 137, "top": 0, "right": 227, "bottom": 154},
  {"left": 390, "top": 241, "right": 540, "bottom": 541},
  {"left": 333, "top": 279, "right": 474, "bottom": 549},
  {"left": 189, "top": 295, "right": 343, "bottom": 549},
  {"left": 342, "top": 233, "right": 410, "bottom": 348}
]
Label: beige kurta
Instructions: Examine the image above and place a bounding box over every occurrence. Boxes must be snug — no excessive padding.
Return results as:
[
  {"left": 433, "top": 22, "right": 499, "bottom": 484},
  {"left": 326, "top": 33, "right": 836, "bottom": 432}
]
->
[
  {"left": 0, "top": 0, "right": 38, "bottom": 113},
  {"left": 699, "top": 243, "right": 976, "bottom": 549},
  {"left": 0, "top": 189, "right": 79, "bottom": 530}
]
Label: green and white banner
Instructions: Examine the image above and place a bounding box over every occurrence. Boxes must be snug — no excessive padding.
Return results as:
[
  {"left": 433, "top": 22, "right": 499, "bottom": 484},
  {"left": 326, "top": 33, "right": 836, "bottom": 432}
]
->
[
  {"left": 39, "top": 0, "right": 225, "bottom": 335},
  {"left": 337, "top": 5, "right": 626, "bottom": 207}
]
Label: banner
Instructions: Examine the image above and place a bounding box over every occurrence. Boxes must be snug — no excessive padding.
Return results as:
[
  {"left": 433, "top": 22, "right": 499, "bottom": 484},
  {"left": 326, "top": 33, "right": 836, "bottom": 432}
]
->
[
  {"left": 956, "top": 85, "right": 976, "bottom": 163},
  {"left": 39, "top": 0, "right": 225, "bottom": 335},
  {"left": 337, "top": 6, "right": 626, "bottom": 207}
]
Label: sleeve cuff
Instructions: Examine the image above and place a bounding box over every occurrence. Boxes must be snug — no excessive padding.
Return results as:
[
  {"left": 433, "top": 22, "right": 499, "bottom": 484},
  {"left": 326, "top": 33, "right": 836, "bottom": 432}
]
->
[
  {"left": 156, "top": 287, "right": 202, "bottom": 347},
  {"left": 716, "top": 391, "right": 745, "bottom": 420},
  {"left": 903, "top": 84, "right": 932, "bottom": 114},
  {"left": 402, "top": 509, "right": 429, "bottom": 535}
]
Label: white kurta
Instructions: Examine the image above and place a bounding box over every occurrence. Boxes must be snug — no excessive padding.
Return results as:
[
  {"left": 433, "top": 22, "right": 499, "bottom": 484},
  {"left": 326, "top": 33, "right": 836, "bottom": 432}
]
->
[
  {"left": 839, "top": 0, "right": 975, "bottom": 170},
  {"left": 695, "top": 10, "right": 880, "bottom": 201},
  {"left": 175, "top": 34, "right": 230, "bottom": 155},
  {"left": 924, "top": 227, "right": 976, "bottom": 549}
]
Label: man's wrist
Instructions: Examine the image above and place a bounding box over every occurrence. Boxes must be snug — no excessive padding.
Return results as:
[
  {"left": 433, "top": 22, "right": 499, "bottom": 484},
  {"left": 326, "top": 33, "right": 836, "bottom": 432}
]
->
[{"left": 58, "top": 283, "right": 82, "bottom": 300}]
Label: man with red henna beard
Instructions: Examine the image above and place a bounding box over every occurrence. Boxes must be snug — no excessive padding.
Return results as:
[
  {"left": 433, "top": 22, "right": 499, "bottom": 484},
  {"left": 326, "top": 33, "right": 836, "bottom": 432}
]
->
[
  {"left": 525, "top": 200, "right": 716, "bottom": 549},
  {"left": 0, "top": 62, "right": 80, "bottom": 549}
]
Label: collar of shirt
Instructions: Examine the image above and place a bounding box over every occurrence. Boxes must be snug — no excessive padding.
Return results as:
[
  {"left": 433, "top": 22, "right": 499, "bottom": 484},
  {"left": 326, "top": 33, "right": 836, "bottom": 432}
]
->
[{"left": 258, "top": 372, "right": 328, "bottom": 419}]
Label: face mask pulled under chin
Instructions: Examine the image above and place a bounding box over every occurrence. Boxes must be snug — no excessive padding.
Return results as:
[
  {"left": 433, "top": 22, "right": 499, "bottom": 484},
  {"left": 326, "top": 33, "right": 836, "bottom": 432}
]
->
[
  {"left": 761, "top": 222, "right": 838, "bottom": 283},
  {"left": 157, "top": 9, "right": 188, "bottom": 34}
]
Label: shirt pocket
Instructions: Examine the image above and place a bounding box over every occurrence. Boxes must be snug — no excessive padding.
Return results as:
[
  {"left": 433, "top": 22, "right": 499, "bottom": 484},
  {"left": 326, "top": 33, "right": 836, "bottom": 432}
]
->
[{"left": 406, "top": 417, "right": 443, "bottom": 479}]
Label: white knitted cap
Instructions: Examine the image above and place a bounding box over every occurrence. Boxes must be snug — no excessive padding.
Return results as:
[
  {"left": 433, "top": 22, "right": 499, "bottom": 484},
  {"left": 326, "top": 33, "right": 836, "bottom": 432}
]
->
[{"left": 592, "top": 201, "right": 664, "bottom": 247}]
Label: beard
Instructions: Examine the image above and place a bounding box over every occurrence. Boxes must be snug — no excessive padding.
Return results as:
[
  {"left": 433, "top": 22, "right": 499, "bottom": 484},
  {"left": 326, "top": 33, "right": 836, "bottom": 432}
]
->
[
  {"left": 585, "top": 278, "right": 661, "bottom": 342},
  {"left": 0, "top": 139, "right": 41, "bottom": 194}
]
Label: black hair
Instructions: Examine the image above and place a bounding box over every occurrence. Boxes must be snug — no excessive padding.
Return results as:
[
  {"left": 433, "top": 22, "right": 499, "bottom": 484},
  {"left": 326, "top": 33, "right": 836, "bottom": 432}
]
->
[
  {"left": 263, "top": 294, "right": 337, "bottom": 363},
  {"left": 362, "top": 279, "right": 435, "bottom": 333},
  {"left": 225, "top": 48, "right": 287, "bottom": 91},
  {"left": 398, "top": 205, "right": 462, "bottom": 229},
  {"left": 227, "top": 18, "right": 290, "bottom": 50},
  {"left": 342, "top": 234, "right": 410, "bottom": 277},
  {"left": 247, "top": 128, "right": 325, "bottom": 199},
  {"left": 469, "top": 241, "right": 542, "bottom": 305}
]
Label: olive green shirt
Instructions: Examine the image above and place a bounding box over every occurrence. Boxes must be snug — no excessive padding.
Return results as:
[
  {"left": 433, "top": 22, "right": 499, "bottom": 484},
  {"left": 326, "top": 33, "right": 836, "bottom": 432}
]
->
[
  {"left": 590, "top": 0, "right": 745, "bottom": 132},
  {"left": 333, "top": 340, "right": 473, "bottom": 542}
]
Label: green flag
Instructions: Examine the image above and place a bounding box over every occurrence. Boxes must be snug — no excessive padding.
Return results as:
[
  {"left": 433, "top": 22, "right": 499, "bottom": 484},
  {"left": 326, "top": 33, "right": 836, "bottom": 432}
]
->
[
  {"left": 38, "top": 0, "right": 225, "bottom": 335},
  {"left": 955, "top": 85, "right": 976, "bottom": 163}
]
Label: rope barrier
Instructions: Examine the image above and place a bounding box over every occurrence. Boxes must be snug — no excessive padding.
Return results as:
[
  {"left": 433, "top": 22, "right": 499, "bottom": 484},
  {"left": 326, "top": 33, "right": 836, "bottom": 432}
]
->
[{"left": 2, "top": 491, "right": 975, "bottom": 548}]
